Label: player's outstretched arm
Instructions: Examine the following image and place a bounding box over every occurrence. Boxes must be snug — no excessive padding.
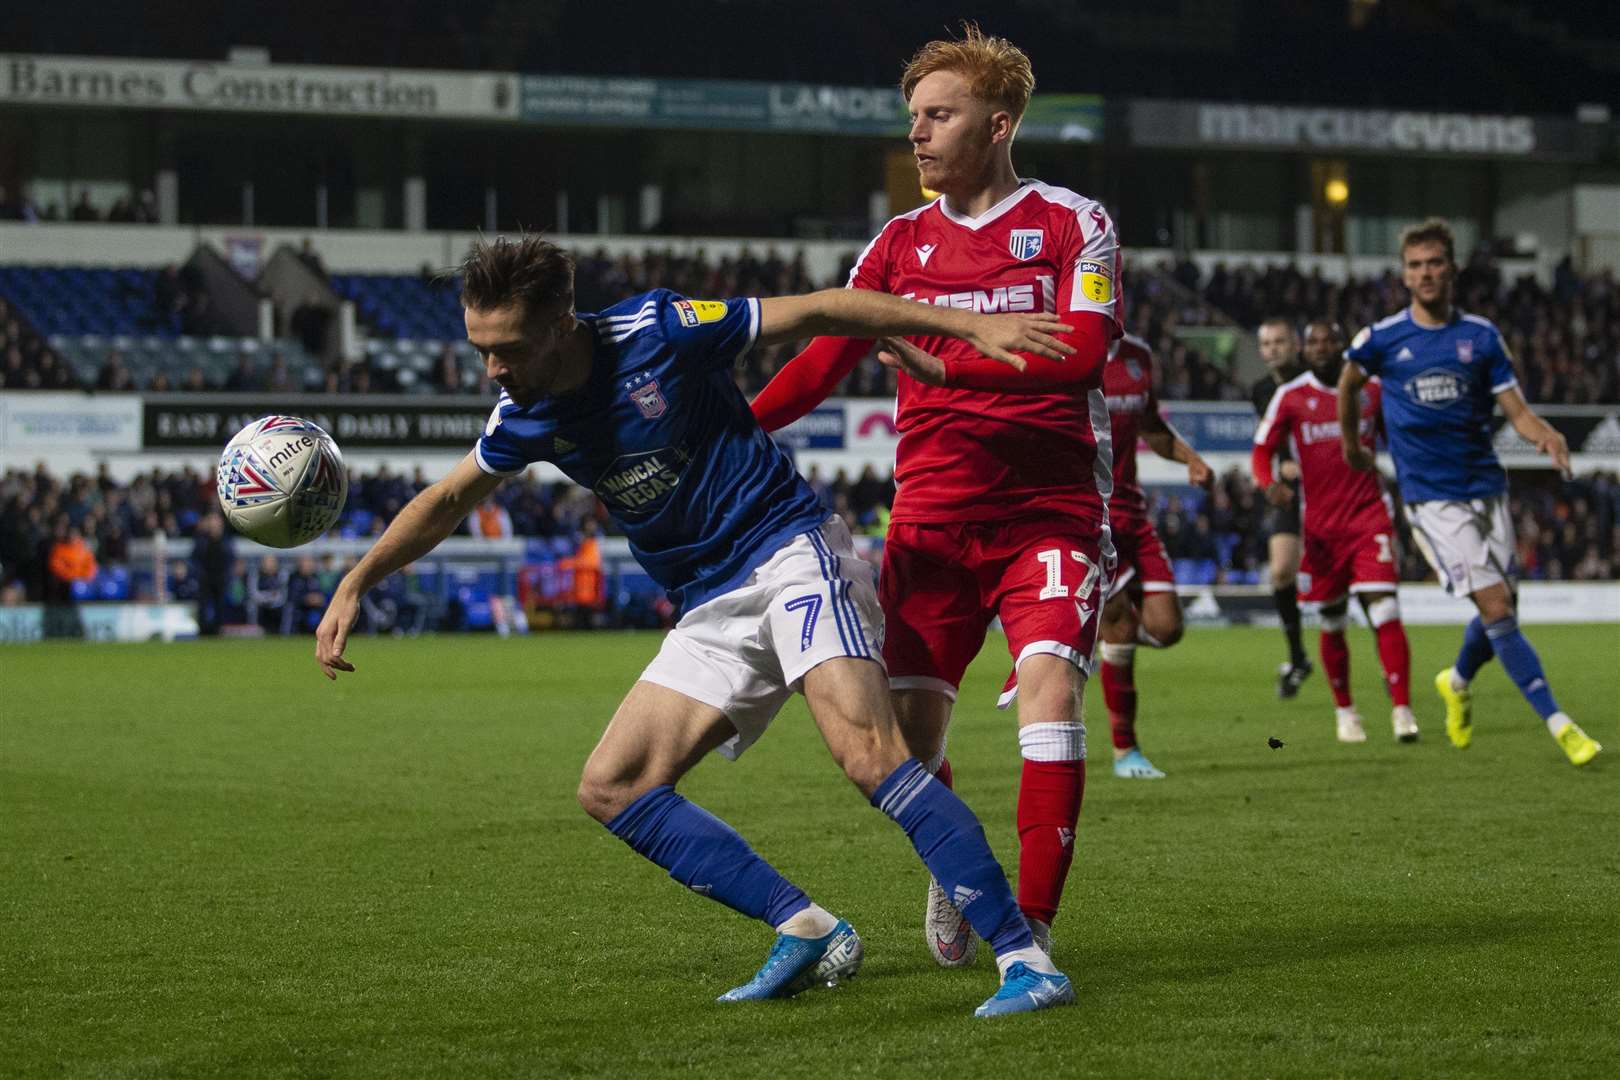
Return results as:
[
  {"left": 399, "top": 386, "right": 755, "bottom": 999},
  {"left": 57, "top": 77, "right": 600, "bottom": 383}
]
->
[
  {"left": 1142, "top": 410, "right": 1213, "bottom": 487},
  {"left": 1337, "top": 362, "right": 1375, "bottom": 472},
  {"left": 875, "top": 311, "right": 1113, "bottom": 392},
  {"left": 756, "top": 289, "right": 1074, "bottom": 368},
  {"left": 750, "top": 336, "right": 871, "bottom": 432},
  {"left": 315, "top": 453, "right": 503, "bottom": 680},
  {"left": 1496, "top": 386, "right": 1571, "bottom": 477}
]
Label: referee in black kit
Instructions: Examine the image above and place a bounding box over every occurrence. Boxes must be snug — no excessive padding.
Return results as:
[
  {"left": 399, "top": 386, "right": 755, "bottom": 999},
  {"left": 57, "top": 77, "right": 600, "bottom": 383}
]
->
[{"left": 1252, "top": 317, "right": 1312, "bottom": 697}]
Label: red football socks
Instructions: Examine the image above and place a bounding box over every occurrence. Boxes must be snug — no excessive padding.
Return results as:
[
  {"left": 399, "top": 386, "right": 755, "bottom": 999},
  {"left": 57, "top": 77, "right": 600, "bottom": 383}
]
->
[
  {"left": 1320, "top": 629, "right": 1353, "bottom": 708},
  {"left": 1100, "top": 656, "right": 1138, "bottom": 751},
  {"left": 1376, "top": 620, "right": 1412, "bottom": 706}
]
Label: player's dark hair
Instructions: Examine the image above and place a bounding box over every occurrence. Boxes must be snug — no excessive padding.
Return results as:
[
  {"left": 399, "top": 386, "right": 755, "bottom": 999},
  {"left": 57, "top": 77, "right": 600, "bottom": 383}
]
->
[
  {"left": 1398, "top": 218, "right": 1457, "bottom": 265},
  {"left": 901, "top": 22, "right": 1034, "bottom": 122},
  {"left": 457, "top": 234, "right": 576, "bottom": 324}
]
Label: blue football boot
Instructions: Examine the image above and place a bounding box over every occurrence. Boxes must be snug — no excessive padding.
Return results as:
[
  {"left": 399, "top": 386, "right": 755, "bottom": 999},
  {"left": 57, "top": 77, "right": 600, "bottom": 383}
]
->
[
  {"left": 717, "top": 919, "right": 863, "bottom": 1002},
  {"left": 973, "top": 961, "right": 1076, "bottom": 1018},
  {"left": 1113, "top": 747, "right": 1166, "bottom": 779}
]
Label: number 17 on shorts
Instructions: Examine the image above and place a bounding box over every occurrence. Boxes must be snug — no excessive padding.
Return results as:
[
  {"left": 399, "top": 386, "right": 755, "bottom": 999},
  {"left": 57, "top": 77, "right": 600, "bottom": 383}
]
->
[{"left": 1002, "top": 534, "right": 1112, "bottom": 680}]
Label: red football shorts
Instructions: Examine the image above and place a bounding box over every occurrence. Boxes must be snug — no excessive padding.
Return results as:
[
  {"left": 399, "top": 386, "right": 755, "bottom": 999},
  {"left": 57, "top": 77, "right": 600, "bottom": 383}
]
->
[
  {"left": 880, "top": 517, "right": 1113, "bottom": 704},
  {"left": 1105, "top": 509, "right": 1176, "bottom": 601},
  {"left": 1299, "top": 528, "right": 1399, "bottom": 603}
]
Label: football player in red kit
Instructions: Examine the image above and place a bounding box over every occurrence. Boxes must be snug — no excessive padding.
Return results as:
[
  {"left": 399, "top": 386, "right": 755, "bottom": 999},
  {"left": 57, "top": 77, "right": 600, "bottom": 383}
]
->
[
  {"left": 1094, "top": 333, "right": 1213, "bottom": 780},
  {"left": 1252, "top": 321, "right": 1419, "bottom": 744},
  {"left": 750, "top": 26, "right": 1118, "bottom": 967}
]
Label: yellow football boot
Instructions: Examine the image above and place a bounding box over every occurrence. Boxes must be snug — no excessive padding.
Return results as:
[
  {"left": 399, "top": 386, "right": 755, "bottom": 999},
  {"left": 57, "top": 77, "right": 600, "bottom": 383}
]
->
[
  {"left": 1553, "top": 720, "right": 1602, "bottom": 767},
  {"left": 1434, "top": 669, "right": 1473, "bottom": 749}
]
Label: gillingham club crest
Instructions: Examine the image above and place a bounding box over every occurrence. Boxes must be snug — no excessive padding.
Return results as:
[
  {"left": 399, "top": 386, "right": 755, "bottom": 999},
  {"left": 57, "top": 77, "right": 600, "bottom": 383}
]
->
[{"left": 1008, "top": 229, "right": 1043, "bottom": 261}]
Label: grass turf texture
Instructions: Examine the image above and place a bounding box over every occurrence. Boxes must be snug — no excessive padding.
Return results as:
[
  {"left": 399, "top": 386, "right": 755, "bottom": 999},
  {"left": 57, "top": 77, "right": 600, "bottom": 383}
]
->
[{"left": 4, "top": 624, "right": 1616, "bottom": 1079}]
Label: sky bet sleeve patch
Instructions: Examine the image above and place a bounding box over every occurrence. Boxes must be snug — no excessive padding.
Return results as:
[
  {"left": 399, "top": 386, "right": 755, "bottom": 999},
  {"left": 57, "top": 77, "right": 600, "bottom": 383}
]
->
[
  {"left": 673, "top": 299, "right": 729, "bottom": 327},
  {"left": 1078, "top": 260, "right": 1114, "bottom": 304}
]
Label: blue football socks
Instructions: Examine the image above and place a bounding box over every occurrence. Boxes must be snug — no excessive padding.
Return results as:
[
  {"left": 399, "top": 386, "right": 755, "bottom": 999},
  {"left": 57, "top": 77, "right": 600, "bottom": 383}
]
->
[
  {"left": 606, "top": 785, "right": 810, "bottom": 927},
  {"left": 871, "top": 759, "right": 1033, "bottom": 956},
  {"left": 1454, "top": 615, "right": 1495, "bottom": 683},
  {"left": 1484, "top": 616, "right": 1561, "bottom": 720}
]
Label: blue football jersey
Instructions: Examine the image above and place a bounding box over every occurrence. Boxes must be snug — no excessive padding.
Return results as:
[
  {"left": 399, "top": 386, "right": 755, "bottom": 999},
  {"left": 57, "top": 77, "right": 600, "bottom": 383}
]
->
[
  {"left": 474, "top": 289, "right": 827, "bottom": 614},
  {"left": 1344, "top": 308, "right": 1518, "bottom": 504}
]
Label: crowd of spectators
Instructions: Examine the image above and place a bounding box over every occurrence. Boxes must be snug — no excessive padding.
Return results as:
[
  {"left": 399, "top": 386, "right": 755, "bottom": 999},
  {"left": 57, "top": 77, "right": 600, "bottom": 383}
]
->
[
  {"left": 4, "top": 461, "right": 1614, "bottom": 620},
  {"left": 1, "top": 297, "right": 77, "bottom": 391},
  {"left": 0, "top": 185, "right": 160, "bottom": 224},
  {"left": 1178, "top": 253, "right": 1620, "bottom": 404}
]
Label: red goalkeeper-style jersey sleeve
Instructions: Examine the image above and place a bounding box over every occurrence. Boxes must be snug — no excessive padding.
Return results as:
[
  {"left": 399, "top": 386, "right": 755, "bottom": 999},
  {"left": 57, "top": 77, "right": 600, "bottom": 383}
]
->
[
  {"left": 1251, "top": 440, "right": 1277, "bottom": 488},
  {"left": 942, "top": 311, "right": 1111, "bottom": 392},
  {"left": 1251, "top": 385, "right": 1290, "bottom": 489},
  {"left": 749, "top": 335, "right": 869, "bottom": 432}
]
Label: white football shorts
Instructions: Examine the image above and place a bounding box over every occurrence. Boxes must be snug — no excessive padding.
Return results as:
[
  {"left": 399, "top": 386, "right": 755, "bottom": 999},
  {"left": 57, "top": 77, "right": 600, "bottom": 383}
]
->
[
  {"left": 639, "top": 515, "right": 885, "bottom": 760},
  {"left": 1404, "top": 495, "right": 1516, "bottom": 597}
]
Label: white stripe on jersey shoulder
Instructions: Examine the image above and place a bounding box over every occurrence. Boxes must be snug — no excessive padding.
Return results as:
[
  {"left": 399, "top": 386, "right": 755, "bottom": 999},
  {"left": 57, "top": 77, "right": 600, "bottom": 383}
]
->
[
  {"left": 1372, "top": 310, "right": 1409, "bottom": 331},
  {"left": 936, "top": 179, "right": 1039, "bottom": 231},
  {"left": 598, "top": 299, "right": 658, "bottom": 325},
  {"left": 846, "top": 199, "right": 939, "bottom": 287},
  {"left": 1460, "top": 312, "right": 1500, "bottom": 331},
  {"left": 600, "top": 316, "right": 658, "bottom": 344},
  {"left": 1022, "top": 179, "right": 1103, "bottom": 217},
  {"left": 1303, "top": 371, "right": 1333, "bottom": 392}
]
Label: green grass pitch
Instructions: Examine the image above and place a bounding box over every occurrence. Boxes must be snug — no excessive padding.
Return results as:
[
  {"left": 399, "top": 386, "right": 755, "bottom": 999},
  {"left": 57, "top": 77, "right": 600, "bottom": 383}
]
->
[{"left": 4, "top": 624, "right": 1616, "bottom": 1079}]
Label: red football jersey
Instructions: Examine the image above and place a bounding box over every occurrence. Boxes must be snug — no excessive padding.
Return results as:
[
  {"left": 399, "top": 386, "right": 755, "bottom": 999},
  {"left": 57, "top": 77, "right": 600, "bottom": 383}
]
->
[
  {"left": 1252, "top": 372, "right": 1392, "bottom": 538},
  {"left": 847, "top": 179, "right": 1123, "bottom": 527},
  {"left": 1102, "top": 333, "right": 1160, "bottom": 518}
]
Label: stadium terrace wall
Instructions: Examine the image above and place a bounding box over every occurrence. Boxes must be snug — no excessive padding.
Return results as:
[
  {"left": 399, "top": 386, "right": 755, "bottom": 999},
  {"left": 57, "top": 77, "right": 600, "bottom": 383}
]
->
[
  {"left": 0, "top": 223, "right": 862, "bottom": 284},
  {"left": 0, "top": 224, "right": 1565, "bottom": 290}
]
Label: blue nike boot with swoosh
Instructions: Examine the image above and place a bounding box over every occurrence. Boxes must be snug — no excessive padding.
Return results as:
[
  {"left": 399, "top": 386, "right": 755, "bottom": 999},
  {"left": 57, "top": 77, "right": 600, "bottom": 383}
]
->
[{"left": 717, "top": 919, "right": 863, "bottom": 1001}]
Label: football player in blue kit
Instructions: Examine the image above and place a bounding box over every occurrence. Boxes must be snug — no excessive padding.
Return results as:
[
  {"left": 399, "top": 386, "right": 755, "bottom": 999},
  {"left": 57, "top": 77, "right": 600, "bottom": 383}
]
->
[
  {"left": 315, "top": 235, "right": 1081, "bottom": 1016},
  {"left": 1338, "top": 218, "right": 1600, "bottom": 766}
]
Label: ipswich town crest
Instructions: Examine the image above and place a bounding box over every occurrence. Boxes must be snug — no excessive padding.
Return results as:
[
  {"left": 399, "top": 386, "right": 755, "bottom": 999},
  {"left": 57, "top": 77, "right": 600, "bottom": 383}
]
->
[
  {"left": 1456, "top": 339, "right": 1474, "bottom": 364},
  {"left": 1008, "top": 229, "right": 1043, "bottom": 261},
  {"left": 629, "top": 378, "right": 668, "bottom": 419}
]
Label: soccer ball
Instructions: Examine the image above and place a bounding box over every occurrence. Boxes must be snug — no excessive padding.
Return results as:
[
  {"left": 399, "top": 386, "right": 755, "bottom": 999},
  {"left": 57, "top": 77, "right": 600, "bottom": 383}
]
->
[{"left": 216, "top": 415, "right": 348, "bottom": 547}]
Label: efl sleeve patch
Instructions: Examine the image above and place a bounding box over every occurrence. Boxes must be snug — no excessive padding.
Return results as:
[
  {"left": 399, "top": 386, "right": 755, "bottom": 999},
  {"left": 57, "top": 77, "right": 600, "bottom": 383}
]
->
[
  {"left": 673, "top": 299, "right": 729, "bottom": 327},
  {"left": 1078, "top": 260, "right": 1114, "bottom": 304}
]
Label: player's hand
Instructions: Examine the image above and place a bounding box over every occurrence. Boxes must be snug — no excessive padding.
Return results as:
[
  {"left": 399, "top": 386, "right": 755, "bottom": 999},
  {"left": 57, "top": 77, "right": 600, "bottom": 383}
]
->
[
  {"left": 876, "top": 337, "right": 949, "bottom": 386},
  {"left": 1187, "top": 456, "right": 1214, "bottom": 489},
  {"left": 1342, "top": 443, "right": 1376, "bottom": 472},
  {"left": 1536, "top": 427, "right": 1571, "bottom": 478},
  {"left": 1279, "top": 460, "right": 1301, "bottom": 481},
  {"left": 315, "top": 586, "right": 360, "bottom": 680},
  {"left": 967, "top": 313, "right": 1075, "bottom": 367},
  {"left": 1265, "top": 481, "right": 1294, "bottom": 507}
]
